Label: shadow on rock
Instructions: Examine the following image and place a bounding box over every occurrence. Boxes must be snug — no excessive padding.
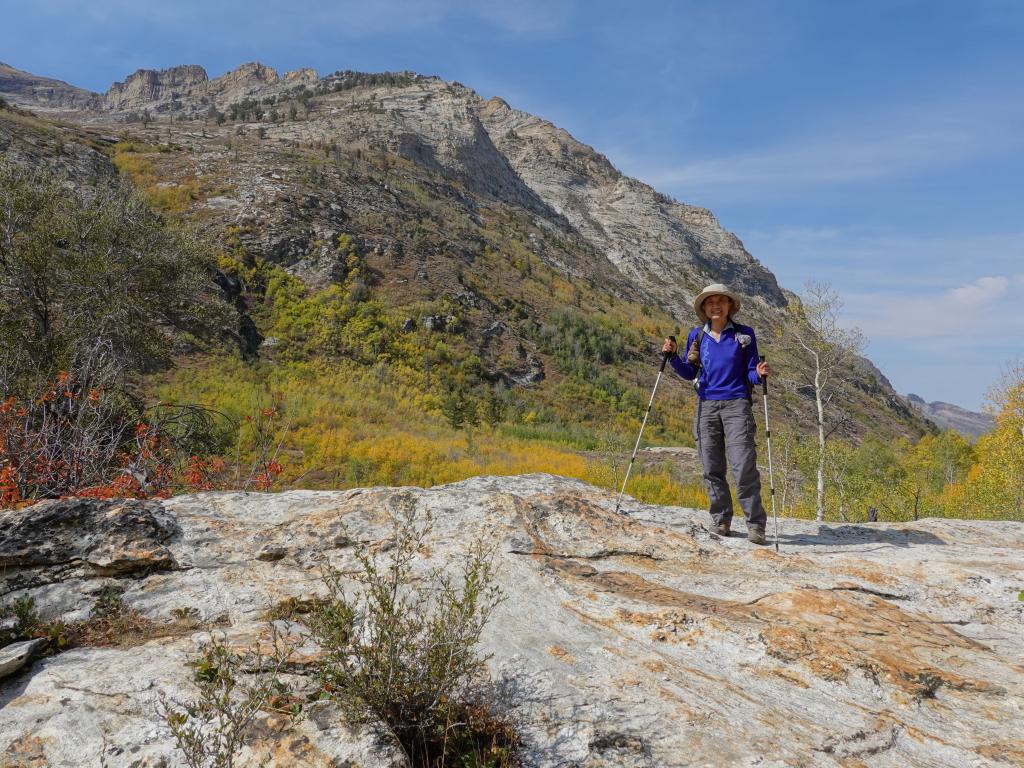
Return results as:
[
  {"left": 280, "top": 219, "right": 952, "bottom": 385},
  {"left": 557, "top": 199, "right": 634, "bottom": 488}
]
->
[{"left": 778, "top": 525, "right": 946, "bottom": 548}]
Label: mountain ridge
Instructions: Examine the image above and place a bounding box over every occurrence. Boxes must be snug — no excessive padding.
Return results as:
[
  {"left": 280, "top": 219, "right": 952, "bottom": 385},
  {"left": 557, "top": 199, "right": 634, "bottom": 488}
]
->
[
  {"left": 0, "top": 61, "right": 928, "bottom": 443},
  {"left": 906, "top": 393, "right": 993, "bottom": 438}
]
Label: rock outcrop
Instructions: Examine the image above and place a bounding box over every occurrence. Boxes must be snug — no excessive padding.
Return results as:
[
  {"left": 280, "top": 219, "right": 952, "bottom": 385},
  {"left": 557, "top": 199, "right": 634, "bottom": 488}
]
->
[
  {"left": 0, "top": 103, "right": 118, "bottom": 183},
  {"left": 476, "top": 96, "right": 786, "bottom": 319},
  {"left": 103, "top": 62, "right": 287, "bottom": 114},
  {"left": 104, "top": 65, "right": 209, "bottom": 111},
  {"left": 2, "top": 475, "right": 1022, "bottom": 767}
]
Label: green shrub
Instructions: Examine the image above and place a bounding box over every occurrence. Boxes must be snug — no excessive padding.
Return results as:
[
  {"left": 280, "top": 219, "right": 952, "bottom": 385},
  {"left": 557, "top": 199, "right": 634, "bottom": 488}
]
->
[
  {"left": 0, "top": 162, "right": 230, "bottom": 392},
  {"left": 526, "top": 309, "right": 635, "bottom": 379},
  {"left": 307, "top": 495, "right": 519, "bottom": 766},
  {"left": 158, "top": 630, "right": 296, "bottom": 768},
  {"left": 0, "top": 596, "right": 40, "bottom": 645}
]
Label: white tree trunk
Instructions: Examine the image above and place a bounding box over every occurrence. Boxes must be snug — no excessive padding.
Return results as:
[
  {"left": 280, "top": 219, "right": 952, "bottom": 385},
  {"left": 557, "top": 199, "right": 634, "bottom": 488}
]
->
[
  {"left": 780, "top": 440, "right": 790, "bottom": 515},
  {"left": 815, "top": 354, "right": 826, "bottom": 522}
]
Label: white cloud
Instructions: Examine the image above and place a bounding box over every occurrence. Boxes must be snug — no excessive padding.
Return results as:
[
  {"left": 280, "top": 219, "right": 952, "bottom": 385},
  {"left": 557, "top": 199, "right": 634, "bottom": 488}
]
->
[
  {"left": 738, "top": 226, "right": 1024, "bottom": 409},
  {"left": 839, "top": 272, "right": 1024, "bottom": 410},
  {"left": 947, "top": 276, "right": 1010, "bottom": 305},
  {"left": 843, "top": 274, "right": 1024, "bottom": 339}
]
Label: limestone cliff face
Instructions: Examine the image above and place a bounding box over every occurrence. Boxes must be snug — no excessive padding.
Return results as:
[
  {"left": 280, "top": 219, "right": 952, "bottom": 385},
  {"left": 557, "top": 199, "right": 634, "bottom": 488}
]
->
[
  {"left": 205, "top": 61, "right": 281, "bottom": 102},
  {"left": 102, "top": 62, "right": 286, "bottom": 112},
  {"left": 104, "top": 64, "right": 209, "bottom": 110},
  {"left": 475, "top": 96, "right": 786, "bottom": 319},
  {"left": 1, "top": 476, "right": 1022, "bottom": 766}
]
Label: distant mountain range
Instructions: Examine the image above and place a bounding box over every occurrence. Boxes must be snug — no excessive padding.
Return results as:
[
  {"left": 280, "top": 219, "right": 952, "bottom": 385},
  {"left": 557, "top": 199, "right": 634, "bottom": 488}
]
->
[{"left": 905, "top": 394, "right": 993, "bottom": 438}]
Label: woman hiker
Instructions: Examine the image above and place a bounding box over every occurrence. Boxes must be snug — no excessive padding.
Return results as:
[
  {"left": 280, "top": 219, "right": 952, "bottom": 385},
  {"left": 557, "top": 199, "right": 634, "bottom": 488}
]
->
[{"left": 662, "top": 284, "right": 773, "bottom": 545}]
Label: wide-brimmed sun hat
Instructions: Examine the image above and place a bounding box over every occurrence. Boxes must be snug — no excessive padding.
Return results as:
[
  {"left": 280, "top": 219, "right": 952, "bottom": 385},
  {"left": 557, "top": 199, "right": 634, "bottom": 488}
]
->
[{"left": 693, "top": 283, "right": 742, "bottom": 323}]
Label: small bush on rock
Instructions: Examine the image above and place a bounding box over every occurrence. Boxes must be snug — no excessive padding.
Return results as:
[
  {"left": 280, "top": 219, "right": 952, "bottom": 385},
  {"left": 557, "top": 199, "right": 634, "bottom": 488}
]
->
[
  {"left": 0, "top": 596, "right": 40, "bottom": 646},
  {"left": 307, "top": 497, "right": 519, "bottom": 767},
  {"left": 158, "top": 630, "right": 296, "bottom": 768},
  {"left": 1, "top": 588, "right": 205, "bottom": 660}
]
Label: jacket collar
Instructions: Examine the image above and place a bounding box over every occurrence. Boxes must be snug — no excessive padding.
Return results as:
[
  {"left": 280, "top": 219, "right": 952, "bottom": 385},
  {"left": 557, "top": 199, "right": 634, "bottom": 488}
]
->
[{"left": 703, "top": 320, "right": 735, "bottom": 333}]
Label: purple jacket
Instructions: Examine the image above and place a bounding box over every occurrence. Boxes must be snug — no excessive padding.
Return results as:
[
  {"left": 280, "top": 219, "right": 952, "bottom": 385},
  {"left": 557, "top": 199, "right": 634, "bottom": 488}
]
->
[{"left": 669, "top": 321, "right": 760, "bottom": 400}]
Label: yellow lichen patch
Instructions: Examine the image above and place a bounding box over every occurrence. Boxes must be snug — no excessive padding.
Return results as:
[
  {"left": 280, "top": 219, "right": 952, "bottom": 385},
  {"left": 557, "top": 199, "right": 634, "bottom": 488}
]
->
[
  {"left": 759, "top": 625, "right": 813, "bottom": 664},
  {"left": 749, "top": 548, "right": 792, "bottom": 564},
  {"left": 559, "top": 566, "right": 750, "bottom": 619},
  {"left": 808, "top": 654, "right": 848, "bottom": 682},
  {"left": 548, "top": 645, "right": 575, "bottom": 664}
]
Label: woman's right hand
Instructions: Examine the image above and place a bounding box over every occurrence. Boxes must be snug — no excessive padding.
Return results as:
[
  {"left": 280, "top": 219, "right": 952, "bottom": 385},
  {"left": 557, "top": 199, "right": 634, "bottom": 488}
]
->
[{"left": 662, "top": 338, "right": 677, "bottom": 355}]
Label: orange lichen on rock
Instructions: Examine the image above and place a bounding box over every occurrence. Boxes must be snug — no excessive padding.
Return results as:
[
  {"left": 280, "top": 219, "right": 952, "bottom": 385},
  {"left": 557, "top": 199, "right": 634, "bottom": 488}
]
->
[
  {"left": 754, "top": 588, "right": 999, "bottom": 698},
  {"left": 548, "top": 645, "right": 575, "bottom": 664},
  {"left": 836, "top": 562, "right": 902, "bottom": 587},
  {"left": 0, "top": 734, "right": 49, "bottom": 768},
  {"left": 976, "top": 741, "right": 1024, "bottom": 764}
]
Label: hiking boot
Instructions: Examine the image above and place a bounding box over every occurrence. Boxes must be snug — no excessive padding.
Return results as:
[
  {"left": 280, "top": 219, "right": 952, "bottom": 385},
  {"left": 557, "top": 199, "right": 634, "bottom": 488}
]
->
[
  {"left": 747, "top": 527, "right": 767, "bottom": 546},
  {"left": 714, "top": 521, "right": 731, "bottom": 537}
]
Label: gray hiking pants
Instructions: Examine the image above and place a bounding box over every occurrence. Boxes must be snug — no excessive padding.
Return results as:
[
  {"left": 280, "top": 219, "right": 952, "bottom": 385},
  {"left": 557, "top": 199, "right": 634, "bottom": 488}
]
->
[{"left": 694, "top": 398, "right": 767, "bottom": 530}]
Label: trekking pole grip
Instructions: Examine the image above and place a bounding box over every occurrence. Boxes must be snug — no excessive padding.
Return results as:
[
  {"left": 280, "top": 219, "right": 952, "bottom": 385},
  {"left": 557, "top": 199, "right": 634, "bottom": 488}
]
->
[
  {"left": 660, "top": 335, "right": 676, "bottom": 372},
  {"left": 759, "top": 354, "right": 768, "bottom": 394}
]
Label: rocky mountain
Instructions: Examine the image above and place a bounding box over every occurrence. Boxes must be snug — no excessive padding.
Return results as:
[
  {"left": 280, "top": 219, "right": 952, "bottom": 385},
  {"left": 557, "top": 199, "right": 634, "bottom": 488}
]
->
[
  {"left": 0, "top": 61, "right": 928, "bottom": 442},
  {"left": 0, "top": 62, "right": 101, "bottom": 111},
  {"left": 906, "top": 394, "right": 994, "bottom": 438},
  {"left": 2, "top": 475, "right": 1022, "bottom": 766},
  {"left": 0, "top": 61, "right": 793, "bottom": 317}
]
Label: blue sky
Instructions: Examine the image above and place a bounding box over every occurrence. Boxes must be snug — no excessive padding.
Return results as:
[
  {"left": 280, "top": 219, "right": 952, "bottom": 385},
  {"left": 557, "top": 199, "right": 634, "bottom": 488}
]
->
[{"left": 3, "top": 0, "right": 1022, "bottom": 410}]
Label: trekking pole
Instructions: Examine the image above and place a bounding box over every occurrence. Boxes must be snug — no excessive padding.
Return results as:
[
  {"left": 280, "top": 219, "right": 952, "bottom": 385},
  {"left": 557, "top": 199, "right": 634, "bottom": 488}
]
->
[
  {"left": 615, "top": 336, "right": 675, "bottom": 514},
  {"left": 759, "top": 355, "right": 779, "bottom": 552}
]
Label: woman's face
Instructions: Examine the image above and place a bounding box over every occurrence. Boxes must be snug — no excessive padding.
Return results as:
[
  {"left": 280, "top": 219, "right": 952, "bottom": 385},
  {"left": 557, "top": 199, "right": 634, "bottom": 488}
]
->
[{"left": 703, "top": 294, "right": 732, "bottom": 321}]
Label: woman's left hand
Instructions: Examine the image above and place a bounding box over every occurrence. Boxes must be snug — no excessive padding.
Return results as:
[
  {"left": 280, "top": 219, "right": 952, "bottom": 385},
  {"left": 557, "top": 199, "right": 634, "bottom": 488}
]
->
[{"left": 756, "top": 361, "right": 772, "bottom": 378}]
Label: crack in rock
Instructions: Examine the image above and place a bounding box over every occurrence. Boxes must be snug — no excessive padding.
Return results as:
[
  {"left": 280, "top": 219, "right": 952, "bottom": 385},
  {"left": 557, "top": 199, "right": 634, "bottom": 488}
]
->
[
  {"left": 508, "top": 548, "right": 662, "bottom": 562},
  {"left": 829, "top": 584, "right": 910, "bottom": 600}
]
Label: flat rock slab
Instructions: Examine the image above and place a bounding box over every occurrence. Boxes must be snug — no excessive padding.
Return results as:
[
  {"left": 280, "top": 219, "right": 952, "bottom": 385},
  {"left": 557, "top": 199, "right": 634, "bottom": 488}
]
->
[
  {"left": 1, "top": 474, "right": 1023, "bottom": 767},
  {"left": 0, "top": 640, "right": 44, "bottom": 682}
]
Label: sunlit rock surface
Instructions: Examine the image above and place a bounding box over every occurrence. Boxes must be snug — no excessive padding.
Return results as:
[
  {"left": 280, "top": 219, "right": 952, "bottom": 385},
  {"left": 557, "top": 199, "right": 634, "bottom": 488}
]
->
[{"left": 1, "top": 474, "right": 1022, "bottom": 767}]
